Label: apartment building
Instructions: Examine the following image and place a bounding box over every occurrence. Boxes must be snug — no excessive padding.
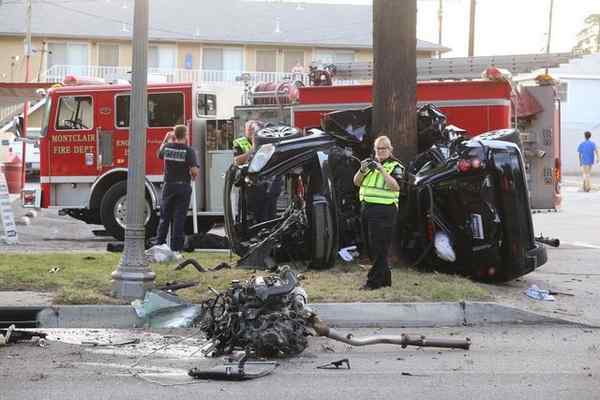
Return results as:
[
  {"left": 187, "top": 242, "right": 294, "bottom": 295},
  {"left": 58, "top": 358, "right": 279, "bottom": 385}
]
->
[{"left": 0, "top": 0, "right": 449, "bottom": 83}]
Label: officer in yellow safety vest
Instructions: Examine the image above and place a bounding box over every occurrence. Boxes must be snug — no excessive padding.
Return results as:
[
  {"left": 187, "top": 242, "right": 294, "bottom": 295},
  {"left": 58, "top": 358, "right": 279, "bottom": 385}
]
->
[
  {"left": 353, "top": 135, "right": 405, "bottom": 290},
  {"left": 233, "top": 120, "right": 261, "bottom": 166}
]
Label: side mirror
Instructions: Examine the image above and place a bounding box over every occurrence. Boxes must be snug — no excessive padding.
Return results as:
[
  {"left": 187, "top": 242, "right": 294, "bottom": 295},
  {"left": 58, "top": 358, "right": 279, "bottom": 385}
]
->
[{"left": 13, "top": 116, "right": 24, "bottom": 138}]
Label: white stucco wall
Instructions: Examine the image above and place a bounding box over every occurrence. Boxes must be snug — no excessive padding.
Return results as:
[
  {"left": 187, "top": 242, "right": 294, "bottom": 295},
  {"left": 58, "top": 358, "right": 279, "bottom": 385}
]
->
[{"left": 559, "top": 77, "right": 600, "bottom": 174}]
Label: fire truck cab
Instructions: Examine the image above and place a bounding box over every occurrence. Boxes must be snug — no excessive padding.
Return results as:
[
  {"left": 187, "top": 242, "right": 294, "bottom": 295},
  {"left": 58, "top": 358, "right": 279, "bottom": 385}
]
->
[{"left": 32, "top": 78, "right": 239, "bottom": 240}]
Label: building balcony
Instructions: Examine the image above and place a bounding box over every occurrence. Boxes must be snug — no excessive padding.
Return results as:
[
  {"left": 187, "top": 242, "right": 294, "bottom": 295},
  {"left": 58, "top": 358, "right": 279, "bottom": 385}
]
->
[{"left": 43, "top": 65, "right": 303, "bottom": 86}]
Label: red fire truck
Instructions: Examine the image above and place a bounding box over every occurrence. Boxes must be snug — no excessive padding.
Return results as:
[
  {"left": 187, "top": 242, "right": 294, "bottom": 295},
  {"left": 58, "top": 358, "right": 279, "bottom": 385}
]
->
[
  {"left": 26, "top": 77, "right": 239, "bottom": 240},
  {"left": 26, "top": 75, "right": 558, "bottom": 240}
]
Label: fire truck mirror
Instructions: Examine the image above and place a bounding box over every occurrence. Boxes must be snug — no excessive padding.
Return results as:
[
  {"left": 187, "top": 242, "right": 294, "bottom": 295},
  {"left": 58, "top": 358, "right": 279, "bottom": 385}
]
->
[{"left": 198, "top": 94, "right": 217, "bottom": 117}]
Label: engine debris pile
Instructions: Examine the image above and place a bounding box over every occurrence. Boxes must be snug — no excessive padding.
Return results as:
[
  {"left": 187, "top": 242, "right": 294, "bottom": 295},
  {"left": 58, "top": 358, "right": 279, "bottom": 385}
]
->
[
  {"left": 199, "top": 267, "right": 471, "bottom": 359},
  {"left": 199, "top": 266, "right": 312, "bottom": 358}
]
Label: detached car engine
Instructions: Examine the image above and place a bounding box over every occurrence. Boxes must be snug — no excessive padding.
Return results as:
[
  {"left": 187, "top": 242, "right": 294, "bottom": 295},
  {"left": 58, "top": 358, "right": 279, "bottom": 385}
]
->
[{"left": 200, "top": 267, "right": 312, "bottom": 358}]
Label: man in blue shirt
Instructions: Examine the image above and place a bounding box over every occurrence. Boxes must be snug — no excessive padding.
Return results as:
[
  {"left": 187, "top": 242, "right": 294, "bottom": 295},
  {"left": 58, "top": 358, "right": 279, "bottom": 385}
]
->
[{"left": 577, "top": 131, "right": 600, "bottom": 192}]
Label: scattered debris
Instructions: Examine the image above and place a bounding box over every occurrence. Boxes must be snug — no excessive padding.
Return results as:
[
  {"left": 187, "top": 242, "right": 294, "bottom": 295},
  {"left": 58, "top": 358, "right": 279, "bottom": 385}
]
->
[
  {"left": 548, "top": 290, "right": 574, "bottom": 297},
  {"left": 525, "top": 284, "right": 555, "bottom": 301},
  {"left": 316, "top": 358, "right": 351, "bottom": 369},
  {"left": 131, "top": 290, "right": 201, "bottom": 328},
  {"left": 145, "top": 244, "right": 183, "bottom": 263},
  {"left": 0, "top": 325, "right": 48, "bottom": 346},
  {"left": 155, "top": 281, "right": 199, "bottom": 292},
  {"left": 175, "top": 259, "right": 232, "bottom": 273},
  {"left": 188, "top": 352, "right": 277, "bottom": 381},
  {"left": 338, "top": 246, "right": 358, "bottom": 262},
  {"left": 175, "top": 259, "right": 206, "bottom": 272},
  {"left": 321, "top": 344, "right": 336, "bottom": 353},
  {"left": 535, "top": 234, "right": 560, "bottom": 248},
  {"left": 198, "top": 267, "right": 471, "bottom": 359},
  {"left": 81, "top": 338, "right": 140, "bottom": 347}
]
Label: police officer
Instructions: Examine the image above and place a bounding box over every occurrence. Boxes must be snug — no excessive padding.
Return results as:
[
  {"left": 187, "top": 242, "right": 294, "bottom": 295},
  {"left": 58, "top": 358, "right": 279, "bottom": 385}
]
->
[
  {"left": 353, "top": 136, "right": 404, "bottom": 290},
  {"left": 154, "top": 124, "right": 199, "bottom": 254},
  {"left": 233, "top": 120, "right": 260, "bottom": 166}
]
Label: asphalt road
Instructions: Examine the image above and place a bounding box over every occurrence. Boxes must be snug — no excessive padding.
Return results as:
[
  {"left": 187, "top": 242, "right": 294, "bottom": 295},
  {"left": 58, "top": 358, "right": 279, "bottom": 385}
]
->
[{"left": 1, "top": 325, "right": 598, "bottom": 400}]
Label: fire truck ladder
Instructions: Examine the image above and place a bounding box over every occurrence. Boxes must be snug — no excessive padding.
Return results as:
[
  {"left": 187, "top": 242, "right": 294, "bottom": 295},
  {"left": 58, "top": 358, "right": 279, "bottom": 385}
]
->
[{"left": 332, "top": 52, "right": 576, "bottom": 81}]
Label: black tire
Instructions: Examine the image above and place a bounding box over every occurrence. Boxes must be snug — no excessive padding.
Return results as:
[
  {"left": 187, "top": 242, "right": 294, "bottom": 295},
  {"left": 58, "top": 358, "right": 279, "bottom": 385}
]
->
[
  {"left": 254, "top": 126, "right": 302, "bottom": 147},
  {"left": 475, "top": 129, "right": 523, "bottom": 151},
  {"left": 100, "top": 181, "right": 158, "bottom": 241}
]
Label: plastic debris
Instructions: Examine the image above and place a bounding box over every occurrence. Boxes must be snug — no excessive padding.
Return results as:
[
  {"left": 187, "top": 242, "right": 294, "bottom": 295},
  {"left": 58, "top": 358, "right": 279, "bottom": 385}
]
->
[
  {"left": 338, "top": 245, "right": 358, "bottom": 262},
  {"left": 434, "top": 231, "right": 456, "bottom": 262},
  {"left": 131, "top": 289, "right": 202, "bottom": 328},
  {"left": 526, "top": 284, "right": 555, "bottom": 301},
  {"left": 144, "top": 244, "right": 183, "bottom": 263}
]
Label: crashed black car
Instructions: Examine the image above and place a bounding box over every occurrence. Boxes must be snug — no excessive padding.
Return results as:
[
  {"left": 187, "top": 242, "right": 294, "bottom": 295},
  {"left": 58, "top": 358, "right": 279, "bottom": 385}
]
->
[{"left": 224, "top": 106, "right": 547, "bottom": 282}]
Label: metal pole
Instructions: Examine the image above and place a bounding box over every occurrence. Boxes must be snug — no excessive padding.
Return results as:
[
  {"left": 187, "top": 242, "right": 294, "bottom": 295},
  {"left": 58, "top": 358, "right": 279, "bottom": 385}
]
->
[
  {"left": 468, "top": 0, "right": 476, "bottom": 57},
  {"left": 20, "top": 0, "right": 32, "bottom": 192},
  {"left": 438, "top": 0, "right": 443, "bottom": 58},
  {"left": 545, "top": 0, "right": 554, "bottom": 74},
  {"left": 112, "top": 0, "right": 155, "bottom": 299}
]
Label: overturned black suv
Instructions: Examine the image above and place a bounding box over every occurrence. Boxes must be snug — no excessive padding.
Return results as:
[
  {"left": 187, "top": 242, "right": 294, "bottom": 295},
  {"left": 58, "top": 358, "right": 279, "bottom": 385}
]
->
[{"left": 224, "top": 106, "right": 547, "bottom": 282}]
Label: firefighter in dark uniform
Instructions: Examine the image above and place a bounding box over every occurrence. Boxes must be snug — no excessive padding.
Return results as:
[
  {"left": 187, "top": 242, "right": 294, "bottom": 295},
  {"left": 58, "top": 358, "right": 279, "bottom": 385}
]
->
[
  {"left": 154, "top": 125, "right": 199, "bottom": 253},
  {"left": 353, "top": 135, "right": 404, "bottom": 290}
]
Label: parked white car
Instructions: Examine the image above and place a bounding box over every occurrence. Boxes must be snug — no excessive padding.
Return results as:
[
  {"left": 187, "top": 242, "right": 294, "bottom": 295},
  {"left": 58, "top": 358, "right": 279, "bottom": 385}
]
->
[{"left": 6, "top": 134, "right": 40, "bottom": 177}]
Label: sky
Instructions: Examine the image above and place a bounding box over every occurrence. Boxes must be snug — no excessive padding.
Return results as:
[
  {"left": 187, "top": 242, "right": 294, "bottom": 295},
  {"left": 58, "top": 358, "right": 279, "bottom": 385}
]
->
[{"left": 271, "top": 0, "right": 600, "bottom": 57}]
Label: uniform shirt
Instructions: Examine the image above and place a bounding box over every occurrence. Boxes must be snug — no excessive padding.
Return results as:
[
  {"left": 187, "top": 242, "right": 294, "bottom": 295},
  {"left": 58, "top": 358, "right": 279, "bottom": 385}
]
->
[
  {"left": 159, "top": 142, "right": 199, "bottom": 183},
  {"left": 578, "top": 139, "right": 597, "bottom": 166}
]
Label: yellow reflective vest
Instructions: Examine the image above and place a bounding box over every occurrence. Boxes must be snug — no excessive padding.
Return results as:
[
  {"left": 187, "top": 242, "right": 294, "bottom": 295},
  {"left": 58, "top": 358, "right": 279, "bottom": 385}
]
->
[
  {"left": 233, "top": 136, "right": 252, "bottom": 153},
  {"left": 359, "top": 159, "right": 402, "bottom": 206}
]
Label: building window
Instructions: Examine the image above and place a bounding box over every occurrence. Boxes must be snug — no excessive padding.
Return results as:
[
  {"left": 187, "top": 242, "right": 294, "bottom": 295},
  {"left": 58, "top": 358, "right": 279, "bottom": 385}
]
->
[
  {"left": 55, "top": 96, "right": 93, "bottom": 130},
  {"left": 283, "top": 49, "right": 304, "bottom": 73},
  {"left": 202, "top": 47, "right": 243, "bottom": 81},
  {"left": 47, "top": 43, "right": 89, "bottom": 73},
  {"left": 202, "top": 47, "right": 243, "bottom": 71},
  {"left": 98, "top": 44, "right": 119, "bottom": 67},
  {"left": 149, "top": 45, "right": 176, "bottom": 69},
  {"left": 256, "top": 49, "right": 277, "bottom": 72},
  {"left": 115, "top": 92, "right": 184, "bottom": 128},
  {"left": 313, "top": 49, "right": 355, "bottom": 64}
]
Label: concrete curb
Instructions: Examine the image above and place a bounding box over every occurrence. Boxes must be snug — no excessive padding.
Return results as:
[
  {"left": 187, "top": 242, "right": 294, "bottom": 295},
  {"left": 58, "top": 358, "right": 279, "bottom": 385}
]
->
[{"left": 32, "top": 301, "right": 589, "bottom": 329}]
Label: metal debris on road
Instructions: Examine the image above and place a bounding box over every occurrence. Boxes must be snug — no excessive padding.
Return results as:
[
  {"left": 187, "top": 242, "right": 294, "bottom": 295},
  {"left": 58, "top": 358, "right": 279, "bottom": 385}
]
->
[
  {"left": 316, "top": 358, "right": 351, "bottom": 369},
  {"left": 0, "top": 325, "right": 48, "bottom": 346}
]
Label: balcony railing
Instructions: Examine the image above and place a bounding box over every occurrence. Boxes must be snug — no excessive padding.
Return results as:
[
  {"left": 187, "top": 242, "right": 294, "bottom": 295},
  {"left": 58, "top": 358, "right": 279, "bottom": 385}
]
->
[
  {"left": 42, "top": 65, "right": 360, "bottom": 86},
  {"left": 44, "top": 65, "right": 303, "bottom": 85}
]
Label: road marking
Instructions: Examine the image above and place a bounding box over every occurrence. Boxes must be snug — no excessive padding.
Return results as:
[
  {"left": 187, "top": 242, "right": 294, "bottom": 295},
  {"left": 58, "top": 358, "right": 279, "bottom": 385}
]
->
[{"left": 561, "top": 241, "right": 600, "bottom": 250}]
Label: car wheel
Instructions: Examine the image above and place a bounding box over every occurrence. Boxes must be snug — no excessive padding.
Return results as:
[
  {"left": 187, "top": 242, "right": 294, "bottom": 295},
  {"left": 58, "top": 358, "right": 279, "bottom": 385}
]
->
[
  {"left": 254, "top": 126, "right": 302, "bottom": 147},
  {"left": 100, "top": 181, "right": 158, "bottom": 241},
  {"left": 475, "top": 129, "right": 523, "bottom": 150}
]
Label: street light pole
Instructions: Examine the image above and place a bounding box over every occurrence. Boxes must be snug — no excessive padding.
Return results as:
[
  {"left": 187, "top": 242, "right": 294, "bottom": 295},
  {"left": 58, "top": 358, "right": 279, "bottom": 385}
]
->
[
  {"left": 111, "top": 0, "right": 155, "bottom": 300},
  {"left": 545, "top": 0, "right": 554, "bottom": 74},
  {"left": 468, "top": 0, "right": 476, "bottom": 57}
]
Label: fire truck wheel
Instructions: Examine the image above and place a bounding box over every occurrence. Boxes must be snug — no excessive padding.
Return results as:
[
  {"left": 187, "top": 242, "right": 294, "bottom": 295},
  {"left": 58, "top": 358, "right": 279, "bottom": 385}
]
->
[{"left": 100, "top": 181, "right": 158, "bottom": 241}]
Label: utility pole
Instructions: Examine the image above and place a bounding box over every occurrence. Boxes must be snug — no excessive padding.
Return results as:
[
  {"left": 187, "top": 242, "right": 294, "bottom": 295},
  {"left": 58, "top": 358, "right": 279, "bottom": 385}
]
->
[
  {"left": 438, "top": 0, "right": 443, "bottom": 58},
  {"left": 20, "top": 0, "right": 32, "bottom": 190},
  {"left": 545, "top": 0, "right": 554, "bottom": 73},
  {"left": 372, "top": 0, "right": 417, "bottom": 165},
  {"left": 111, "top": 0, "right": 155, "bottom": 300},
  {"left": 468, "top": 0, "right": 476, "bottom": 57}
]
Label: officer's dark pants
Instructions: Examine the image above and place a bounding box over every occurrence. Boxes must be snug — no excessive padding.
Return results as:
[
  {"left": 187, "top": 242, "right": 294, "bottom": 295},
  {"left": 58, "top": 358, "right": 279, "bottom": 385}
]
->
[
  {"left": 156, "top": 182, "right": 192, "bottom": 251},
  {"left": 361, "top": 203, "right": 398, "bottom": 288}
]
